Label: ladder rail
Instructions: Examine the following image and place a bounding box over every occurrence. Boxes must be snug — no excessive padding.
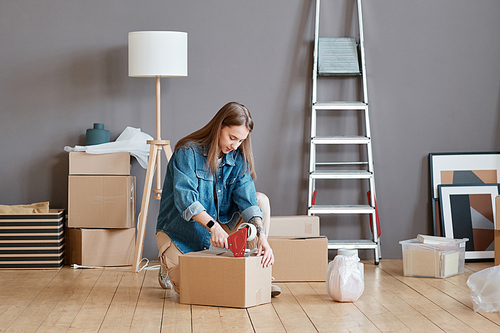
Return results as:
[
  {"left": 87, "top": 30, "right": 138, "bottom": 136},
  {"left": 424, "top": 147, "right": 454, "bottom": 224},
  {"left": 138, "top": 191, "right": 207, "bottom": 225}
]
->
[{"left": 309, "top": 0, "right": 322, "bottom": 208}]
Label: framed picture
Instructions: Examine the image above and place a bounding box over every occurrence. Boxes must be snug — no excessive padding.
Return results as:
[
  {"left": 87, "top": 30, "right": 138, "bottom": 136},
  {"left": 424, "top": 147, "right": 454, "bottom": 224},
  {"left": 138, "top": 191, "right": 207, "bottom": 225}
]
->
[
  {"left": 439, "top": 184, "right": 497, "bottom": 260},
  {"left": 429, "top": 152, "right": 500, "bottom": 236}
]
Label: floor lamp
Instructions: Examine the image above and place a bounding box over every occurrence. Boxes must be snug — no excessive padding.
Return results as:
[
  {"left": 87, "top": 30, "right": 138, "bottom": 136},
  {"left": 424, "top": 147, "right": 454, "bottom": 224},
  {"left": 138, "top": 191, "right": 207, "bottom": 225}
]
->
[{"left": 128, "top": 31, "right": 188, "bottom": 272}]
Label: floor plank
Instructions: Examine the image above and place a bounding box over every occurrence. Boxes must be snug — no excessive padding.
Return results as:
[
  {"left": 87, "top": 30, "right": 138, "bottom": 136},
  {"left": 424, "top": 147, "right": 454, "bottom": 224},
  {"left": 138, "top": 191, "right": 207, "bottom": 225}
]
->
[
  {"left": 247, "top": 302, "right": 285, "bottom": 333},
  {"left": 0, "top": 270, "right": 59, "bottom": 331},
  {"left": 161, "top": 290, "right": 192, "bottom": 333},
  {"left": 271, "top": 283, "right": 318, "bottom": 333},
  {"left": 36, "top": 269, "right": 103, "bottom": 333},
  {"left": 380, "top": 260, "right": 498, "bottom": 332},
  {"left": 4, "top": 268, "right": 81, "bottom": 333},
  {"left": 309, "top": 282, "right": 380, "bottom": 332},
  {"left": 98, "top": 269, "right": 146, "bottom": 333},
  {"left": 0, "top": 259, "right": 497, "bottom": 332},
  {"left": 363, "top": 262, "right": 443, "bottom": 332},
  {"left": 129, "top": 268, "right": 165, "bottom": 333},
  {"left": 67, "top": 269, "right": 125, "bottom": 333}
]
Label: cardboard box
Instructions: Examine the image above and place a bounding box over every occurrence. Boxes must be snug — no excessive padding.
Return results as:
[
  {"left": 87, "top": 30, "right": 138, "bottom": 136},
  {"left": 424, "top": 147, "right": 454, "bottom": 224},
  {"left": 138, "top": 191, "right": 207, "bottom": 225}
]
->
[
  {"left": 68, "top": 175, "right": 135, "bottom": 228},
  {"left": 399, "top": 238, "right": 467, "bottom": 278},
  {"left": 179, "top": 250, "right": 271, "bottom": 308},
  {"left": 0, "top": 209, "right": 65, "bottom": 269},
  {"left": 269, "top": 215, "right": 320, "bottom": 237},
  {"left": 66, "top": 228, "right": 135, "bottom": 266},
  {"left": 69, "top": 152, "right": 130, "bottom": 175},
  {"left": 268, "top": 236, "right": 328, "bottom": 282},
  {"left": 495, "top": 230, "right": 500, "bottom": 266}
]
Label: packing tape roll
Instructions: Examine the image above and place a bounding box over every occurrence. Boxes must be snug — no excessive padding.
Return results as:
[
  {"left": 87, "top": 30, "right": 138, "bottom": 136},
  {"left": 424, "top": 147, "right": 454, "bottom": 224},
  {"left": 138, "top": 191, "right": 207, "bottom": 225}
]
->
[{"left": 238, "top": 223, "right": 257, "bottom": 241}]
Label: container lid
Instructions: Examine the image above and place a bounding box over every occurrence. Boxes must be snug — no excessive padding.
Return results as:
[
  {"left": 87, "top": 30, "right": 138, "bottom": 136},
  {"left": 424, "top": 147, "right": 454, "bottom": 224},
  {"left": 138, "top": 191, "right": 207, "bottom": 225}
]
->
[
  {"left": 399, "top": 238, "right": 468, "bottom": 245},
  {"left": 337, "top": 249, "right": 358, "bottom": 256}
]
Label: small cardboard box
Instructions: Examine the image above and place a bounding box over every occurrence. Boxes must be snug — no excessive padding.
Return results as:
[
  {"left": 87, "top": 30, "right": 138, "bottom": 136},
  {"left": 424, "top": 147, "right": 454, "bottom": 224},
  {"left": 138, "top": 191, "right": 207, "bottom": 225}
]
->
[
  {"left": 0, "top": 209, "right": 65, "bottom": 269},
  {"left": 269, "top": 215, "right": 320, "bottom": 237},
  {"left": 69, "top": 152, "right": 130, "bottom": 175},
  {"left": 66, "top": 228, "right": 135, "bottom": 266},
  {"left": 179, "top": 250, "right": 271, "bottom": 308},
  {"left": 268, "top": 236, "right": 328, "bottom": 282},
  {"left": 68, "top": 175, "right": 135, "bottom": 228},
  {"left": 399, "top": 238, "right": 467, "bottom": 278}
]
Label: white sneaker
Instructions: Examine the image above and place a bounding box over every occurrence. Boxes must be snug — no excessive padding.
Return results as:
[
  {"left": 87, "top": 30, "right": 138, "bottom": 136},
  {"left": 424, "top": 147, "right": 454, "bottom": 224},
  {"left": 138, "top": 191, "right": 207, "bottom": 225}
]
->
[
  {"left": 271, "top": 284, "right": 281, "bottom": 297},
  {"left": 158, "top": 265, "right": 173, "bottom": 289}
]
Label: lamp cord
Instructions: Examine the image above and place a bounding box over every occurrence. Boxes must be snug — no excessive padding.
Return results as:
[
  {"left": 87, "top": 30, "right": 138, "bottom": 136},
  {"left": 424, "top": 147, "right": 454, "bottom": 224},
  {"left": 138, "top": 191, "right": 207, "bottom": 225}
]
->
[{"left": 71, "top": 257, "right": 160, "bottom": 271}]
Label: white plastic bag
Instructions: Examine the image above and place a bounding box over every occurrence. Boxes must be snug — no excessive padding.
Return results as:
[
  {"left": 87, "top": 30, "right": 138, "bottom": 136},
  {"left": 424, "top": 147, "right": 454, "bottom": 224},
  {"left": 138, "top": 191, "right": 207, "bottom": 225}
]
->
[
  {"left": 64, "top": 127, "right": 153, "bottom": 169},
  {"left": 326, "top": 252, "right": 364, "bottom": 302},
  {"left": 466, "top": 265, "right": 500, "bottom": 313}
]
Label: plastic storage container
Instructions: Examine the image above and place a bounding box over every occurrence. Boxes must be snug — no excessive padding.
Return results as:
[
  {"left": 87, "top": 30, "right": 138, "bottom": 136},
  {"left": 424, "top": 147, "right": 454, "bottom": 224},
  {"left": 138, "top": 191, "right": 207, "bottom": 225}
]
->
[{"left": 399, "top": 238, "right": 467, "bottom": 278}]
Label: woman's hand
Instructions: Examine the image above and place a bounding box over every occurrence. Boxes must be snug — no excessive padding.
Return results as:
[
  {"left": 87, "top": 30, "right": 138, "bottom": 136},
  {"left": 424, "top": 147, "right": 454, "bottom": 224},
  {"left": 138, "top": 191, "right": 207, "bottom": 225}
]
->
[
  {"left": 210, "top": 223, "right": 229, "bottom": 249},
  {"left": 256, "top": 234, "right": 274, "bottom": 268}
]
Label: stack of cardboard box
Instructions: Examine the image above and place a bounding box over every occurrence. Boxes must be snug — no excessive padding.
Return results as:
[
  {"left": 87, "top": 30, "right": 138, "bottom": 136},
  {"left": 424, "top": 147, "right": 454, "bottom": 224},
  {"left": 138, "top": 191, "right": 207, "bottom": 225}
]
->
[
  {"left": 66, "top": 152, "right": 136, "bottom": 267},
  {"left": 268, "top": 215, "right": 328, "bottom": 282}
]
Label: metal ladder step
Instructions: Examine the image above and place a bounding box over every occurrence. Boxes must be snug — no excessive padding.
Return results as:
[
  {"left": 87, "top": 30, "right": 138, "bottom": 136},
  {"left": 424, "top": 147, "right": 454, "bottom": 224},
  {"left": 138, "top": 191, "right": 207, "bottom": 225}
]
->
[
  {"left": 312, "top": 136, "right": 370, "bottom": 145},
  {"left": 308, "top": 205, "right": 374, "bottom": 215},
  {"left": 327, "top": 240, "right": 378, "bottom": 250},
  {"left": 311, "top": 170, "right": 372, "bottom": 179},
  {"left": 313, "top": 101, "right": 367, "bottom": 110}
]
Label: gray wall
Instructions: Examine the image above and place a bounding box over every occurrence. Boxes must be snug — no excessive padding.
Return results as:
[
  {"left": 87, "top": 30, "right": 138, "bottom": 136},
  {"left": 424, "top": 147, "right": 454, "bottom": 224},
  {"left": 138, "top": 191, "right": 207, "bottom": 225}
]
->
[{"left": 1, "top": 1, "right": 500, "bottom": 261}]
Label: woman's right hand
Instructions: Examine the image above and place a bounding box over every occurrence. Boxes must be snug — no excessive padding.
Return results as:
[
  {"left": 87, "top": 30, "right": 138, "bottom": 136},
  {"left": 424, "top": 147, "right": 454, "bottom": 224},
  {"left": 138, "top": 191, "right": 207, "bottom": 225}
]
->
[{"left": 210, "top": 223, "right": 229, "bottom": 249}]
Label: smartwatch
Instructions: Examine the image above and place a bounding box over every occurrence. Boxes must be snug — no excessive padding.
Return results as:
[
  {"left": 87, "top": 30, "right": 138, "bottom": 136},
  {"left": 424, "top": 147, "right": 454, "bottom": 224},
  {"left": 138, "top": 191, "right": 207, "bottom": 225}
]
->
[{"left": 206, "top": 220, "right": 216, "bottom": 231}]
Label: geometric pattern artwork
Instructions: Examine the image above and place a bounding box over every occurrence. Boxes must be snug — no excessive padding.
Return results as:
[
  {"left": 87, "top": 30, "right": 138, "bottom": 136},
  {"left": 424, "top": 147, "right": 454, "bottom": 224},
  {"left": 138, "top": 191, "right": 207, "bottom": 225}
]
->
[
  {"left": 449, "top": 193, "right": 494, "bottom": 253},
  {"left": 435, "top": 170, "right": 497, "bottom": 237},
  {"left": 429, "top": 152, "right": 500, "bottom": 241},
  {"left": 441, "top": 170, "right": 497, "bottom": 186}
]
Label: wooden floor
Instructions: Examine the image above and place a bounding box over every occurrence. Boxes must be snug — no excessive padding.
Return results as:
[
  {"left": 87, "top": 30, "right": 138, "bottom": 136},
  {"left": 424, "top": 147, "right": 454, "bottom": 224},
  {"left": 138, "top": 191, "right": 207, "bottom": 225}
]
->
[{"left": 0, "top": 260, "right": 499, "bottom": 333}]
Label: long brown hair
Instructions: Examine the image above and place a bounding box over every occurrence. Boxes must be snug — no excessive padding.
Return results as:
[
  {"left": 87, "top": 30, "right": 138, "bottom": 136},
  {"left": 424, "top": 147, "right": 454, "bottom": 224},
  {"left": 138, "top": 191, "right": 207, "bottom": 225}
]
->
[{"left": 175, "top": 102, "right": 257, "bottom": 180}]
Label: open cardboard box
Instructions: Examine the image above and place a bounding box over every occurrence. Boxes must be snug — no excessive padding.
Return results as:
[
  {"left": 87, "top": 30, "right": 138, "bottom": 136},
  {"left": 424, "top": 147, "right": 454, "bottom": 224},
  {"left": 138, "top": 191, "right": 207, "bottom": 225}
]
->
[{"left": 179, "top": 250, "right": 271, "bottom": 308}]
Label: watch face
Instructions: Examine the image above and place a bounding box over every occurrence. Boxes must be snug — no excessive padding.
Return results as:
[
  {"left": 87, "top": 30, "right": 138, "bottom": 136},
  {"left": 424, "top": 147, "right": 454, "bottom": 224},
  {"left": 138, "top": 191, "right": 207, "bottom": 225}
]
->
[{"left": 207, "top": 220, "right": 215, "bottom": 228}]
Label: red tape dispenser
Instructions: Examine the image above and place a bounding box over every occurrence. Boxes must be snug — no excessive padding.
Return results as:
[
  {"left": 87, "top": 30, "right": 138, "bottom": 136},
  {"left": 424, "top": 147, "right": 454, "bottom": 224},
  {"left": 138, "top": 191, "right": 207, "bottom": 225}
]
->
[
  {"left": 227, "top": 227, "right": 248, "bottom": 257},
  {"left": 227, "top": 223, "right": 257, "bottom": 257}
]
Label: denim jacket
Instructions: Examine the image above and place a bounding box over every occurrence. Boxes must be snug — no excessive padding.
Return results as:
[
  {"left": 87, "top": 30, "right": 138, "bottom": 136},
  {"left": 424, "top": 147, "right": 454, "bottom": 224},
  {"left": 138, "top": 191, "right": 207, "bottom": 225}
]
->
[{"left": 156, "top": 143, "right": 263, "bottom": 254}]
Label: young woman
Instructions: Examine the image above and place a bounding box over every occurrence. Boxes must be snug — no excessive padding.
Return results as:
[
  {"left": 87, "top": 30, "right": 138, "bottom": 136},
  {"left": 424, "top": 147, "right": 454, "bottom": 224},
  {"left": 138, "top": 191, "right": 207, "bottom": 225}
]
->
[{"left": 156, "top": 102, "right": 278, "bottom": 295}]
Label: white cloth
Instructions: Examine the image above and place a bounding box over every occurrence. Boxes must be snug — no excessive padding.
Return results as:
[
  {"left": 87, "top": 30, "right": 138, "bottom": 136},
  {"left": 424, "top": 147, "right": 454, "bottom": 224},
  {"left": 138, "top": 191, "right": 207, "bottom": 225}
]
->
[{"left": 64, "top": 127, "right": 154, "bottom": 169}]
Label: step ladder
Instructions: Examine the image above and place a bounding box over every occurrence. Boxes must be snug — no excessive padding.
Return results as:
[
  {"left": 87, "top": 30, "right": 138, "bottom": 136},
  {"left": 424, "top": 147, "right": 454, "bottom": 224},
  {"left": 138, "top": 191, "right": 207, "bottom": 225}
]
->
[{"left": 308, "top": 0, "right": 381, "bottom": 264}]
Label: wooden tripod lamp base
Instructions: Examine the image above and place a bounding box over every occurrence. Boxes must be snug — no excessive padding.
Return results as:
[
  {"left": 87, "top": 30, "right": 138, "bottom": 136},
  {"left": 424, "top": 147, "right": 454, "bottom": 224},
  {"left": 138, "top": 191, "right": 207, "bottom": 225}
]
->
[{"left": 132, "top": 139, "right": 172, "bottom": 272}]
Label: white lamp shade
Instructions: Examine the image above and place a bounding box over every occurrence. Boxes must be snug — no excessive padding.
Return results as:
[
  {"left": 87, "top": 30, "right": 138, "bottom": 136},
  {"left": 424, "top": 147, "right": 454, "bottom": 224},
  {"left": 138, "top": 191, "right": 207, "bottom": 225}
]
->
[{"left": 128, "top": 31, "right": 188, "bottom": 77}]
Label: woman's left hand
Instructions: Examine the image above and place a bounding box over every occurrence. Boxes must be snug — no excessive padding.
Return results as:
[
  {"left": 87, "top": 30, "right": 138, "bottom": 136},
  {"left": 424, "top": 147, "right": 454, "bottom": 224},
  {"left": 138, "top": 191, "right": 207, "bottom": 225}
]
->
[{"left": 256, "top": 234, "right": 274, "bottom": 268}]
